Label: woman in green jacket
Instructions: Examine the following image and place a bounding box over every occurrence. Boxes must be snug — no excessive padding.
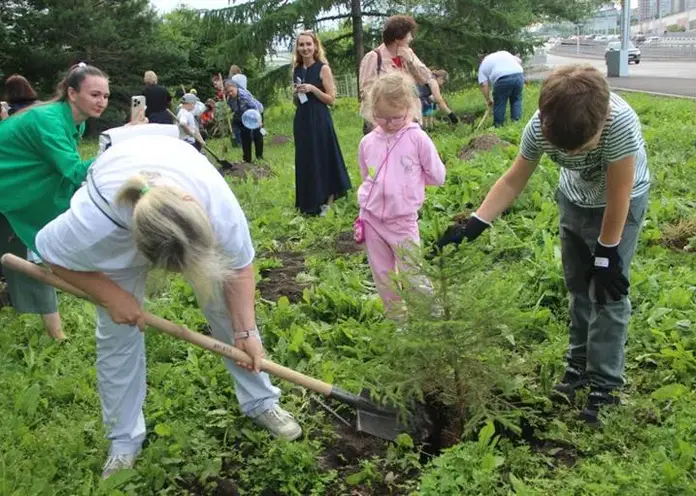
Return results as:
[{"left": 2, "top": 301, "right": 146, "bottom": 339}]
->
[{"left": 0, "top": 63, "right": 109, "bottom": 340}]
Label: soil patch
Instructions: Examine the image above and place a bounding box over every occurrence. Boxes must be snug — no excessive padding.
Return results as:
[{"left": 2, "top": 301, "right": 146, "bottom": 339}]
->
[
  {"left": 458, "top": 134, "right": 511, "bottom": 161},
  {"left": 319, "top": 420, "right": 388, "bottom": 469},
  {"left": 270, "top": 134, "right": 292, "bottom": 146},
  {"left": 222, "top": 161, "right": 274, "bottom": 181},
  {"left": 257, "top": 251, "right": 308, "bottom": 303},
  {"left": 659, "top": 218, "right": 696, "bottom": 252},
  {"left": 456, "top": 110, "right": 487, "bottom": 125},
  {"left": 336, "top": 231, "right": 363, "bottom": 255}
]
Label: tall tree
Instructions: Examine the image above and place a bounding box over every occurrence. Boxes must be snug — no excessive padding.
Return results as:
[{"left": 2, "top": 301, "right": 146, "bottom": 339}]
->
[{"left": 202, "top": 0, "right": 604, "bottom": 99}]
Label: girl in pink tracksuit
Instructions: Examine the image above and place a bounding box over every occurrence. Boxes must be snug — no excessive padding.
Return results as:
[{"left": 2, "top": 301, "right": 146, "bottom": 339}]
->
[{"left": 357, "top": 71, "right": 446, "bottom": 313}]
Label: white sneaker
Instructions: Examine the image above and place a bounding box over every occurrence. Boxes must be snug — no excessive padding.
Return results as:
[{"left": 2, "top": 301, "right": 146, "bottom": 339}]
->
[
  {"left": 319, "top": 204, "right": 329, "bottom": 217},
  {"left": 254, "top": 404, "right": 302, "bottom": 441},
  {"left": 102, "top": 451, "right": 139, "bottom": 479}
]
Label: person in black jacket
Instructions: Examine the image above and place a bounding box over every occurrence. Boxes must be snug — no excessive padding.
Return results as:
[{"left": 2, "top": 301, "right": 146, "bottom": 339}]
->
[{"left": 142, "top": 71, "right": 172, "bottom": 124}]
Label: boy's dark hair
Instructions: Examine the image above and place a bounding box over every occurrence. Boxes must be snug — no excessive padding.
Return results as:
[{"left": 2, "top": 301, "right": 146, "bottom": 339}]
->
[
  {"left": 4, "top": 74, "right": 38, "bottom": 103},
  {"left": 539, "top": 64, "right": 610, "bottom": 151},
  {"left": 382, "top": 15, "right": 417, "bottom": 44}
]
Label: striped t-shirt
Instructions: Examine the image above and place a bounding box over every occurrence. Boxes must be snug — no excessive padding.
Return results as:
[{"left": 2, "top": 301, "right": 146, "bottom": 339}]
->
[{"left": 520, "top": 92, "right": 650, "bottom": 207}]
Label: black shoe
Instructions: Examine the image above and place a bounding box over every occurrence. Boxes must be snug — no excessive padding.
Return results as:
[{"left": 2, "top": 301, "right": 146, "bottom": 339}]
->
[
  {"left": 552, "top": 366, "right": 588, "bottom": 403},
  {"left": 579, "top": 388, "right": 621, "bottom": 424}
]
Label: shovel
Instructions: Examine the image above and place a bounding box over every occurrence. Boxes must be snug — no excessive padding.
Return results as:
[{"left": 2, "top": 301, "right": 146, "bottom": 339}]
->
[
  {"left": 475, "top": 108, "right": 490, "bottom": 132},
  {"left": 0, "top": 254, "right": 404, "bottom": 441},
  {"left": 166, "top": 109, "right": 236, "bottom": 171}
]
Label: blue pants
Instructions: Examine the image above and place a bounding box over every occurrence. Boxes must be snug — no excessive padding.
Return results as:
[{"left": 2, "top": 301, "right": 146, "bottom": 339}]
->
[{"left": 492, "top": 73, "right": 524, "bottom": 127}]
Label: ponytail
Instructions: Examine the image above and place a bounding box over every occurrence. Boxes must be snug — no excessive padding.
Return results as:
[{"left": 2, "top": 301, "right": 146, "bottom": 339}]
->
[{"left": 54, "top": 62, "right": 108, "bottom": 101}]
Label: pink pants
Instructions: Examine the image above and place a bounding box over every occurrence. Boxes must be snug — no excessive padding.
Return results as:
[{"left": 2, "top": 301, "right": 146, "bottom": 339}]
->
[{"left": 364, "top": 217, "right": 430, "bottom": 308}]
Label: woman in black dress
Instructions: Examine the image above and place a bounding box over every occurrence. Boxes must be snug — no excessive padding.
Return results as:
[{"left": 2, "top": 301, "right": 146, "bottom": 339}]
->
[{"left": 292, "top": 31, "right": 351, "bottom": 216}]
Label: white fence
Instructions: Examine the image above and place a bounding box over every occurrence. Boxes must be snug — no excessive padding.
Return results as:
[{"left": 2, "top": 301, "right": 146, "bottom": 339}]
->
[{"left": 334, "top": 73, "right": 358, "bottom": 98}]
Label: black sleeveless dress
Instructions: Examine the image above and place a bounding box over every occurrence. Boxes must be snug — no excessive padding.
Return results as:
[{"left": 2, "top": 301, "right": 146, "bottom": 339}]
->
[{"left": 293, "top": 62, "right": 351, "bottom": 215}]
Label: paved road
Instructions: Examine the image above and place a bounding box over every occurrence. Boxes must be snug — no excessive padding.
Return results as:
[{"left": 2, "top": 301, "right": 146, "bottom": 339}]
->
[{"left": 529, "top": 54, "right": 696, "bottom": 97}]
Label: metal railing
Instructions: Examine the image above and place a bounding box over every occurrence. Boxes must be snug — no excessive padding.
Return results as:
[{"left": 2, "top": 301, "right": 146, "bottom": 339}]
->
[
  {"left": 550, "top": 40, "right": 696, "bottom": 59},
  {"left": 334, "top": 73, "right": 358, "bottom": 98}
]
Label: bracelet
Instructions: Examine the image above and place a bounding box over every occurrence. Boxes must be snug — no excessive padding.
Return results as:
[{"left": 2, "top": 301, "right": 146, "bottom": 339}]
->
[{"left": 234, "top": 328, "right": 260, "bottom": 340}]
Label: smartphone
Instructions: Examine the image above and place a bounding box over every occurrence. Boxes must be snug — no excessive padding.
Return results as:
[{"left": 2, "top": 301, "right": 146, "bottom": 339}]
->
[
  {"left": 131, "top": 95, "right": 146, "bottom": 122},
  {"left": 295, "top": 77, "right": 308, "bottom": 104}
]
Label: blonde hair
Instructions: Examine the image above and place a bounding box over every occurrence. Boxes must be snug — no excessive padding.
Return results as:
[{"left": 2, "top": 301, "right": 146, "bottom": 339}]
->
[
  {"left": 366, "top": 71, "right": 420, "bottom": 123},
  {"left": 292, "top": 31, "right": 328, "bottom": 69},
  {"left": 116, "top": 175, "right": 232, "bottom": 303},
  {"left": 432, "top": 69, "right": 448, "bottom": 82},
  {"left": 144, "top": 71, "right": 158, "bottom": 85}
]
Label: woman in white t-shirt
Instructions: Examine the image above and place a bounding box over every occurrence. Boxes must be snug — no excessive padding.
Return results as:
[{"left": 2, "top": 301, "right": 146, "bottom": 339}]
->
[{"left": 34, "top": 135, "right": 302, "bottom": 479}]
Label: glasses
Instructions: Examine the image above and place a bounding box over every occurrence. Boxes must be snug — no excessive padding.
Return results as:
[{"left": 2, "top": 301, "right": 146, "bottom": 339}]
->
[{"left": 374, "top": 114, "right": 408, "bottom": 127}]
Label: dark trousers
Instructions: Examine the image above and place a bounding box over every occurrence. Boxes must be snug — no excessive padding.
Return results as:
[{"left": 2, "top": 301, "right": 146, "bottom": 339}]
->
[
  {"left": 241, "top": 127, "right": 264, "bottom": 162},
  {"left": 492, "top": 73, "right": 524, "bottom": 127}
]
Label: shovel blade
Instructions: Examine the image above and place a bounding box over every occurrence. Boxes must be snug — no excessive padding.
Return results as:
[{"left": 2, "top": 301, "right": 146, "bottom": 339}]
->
[{"left": 355, "top": 388, "right": 406, "bottom": 441}]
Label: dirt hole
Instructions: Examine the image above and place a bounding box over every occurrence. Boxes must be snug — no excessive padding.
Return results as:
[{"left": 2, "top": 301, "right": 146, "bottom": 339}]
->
[
  {"left": 660, "top": 218, "right": 696, "bottom": 252},
  {"left": 257, "top": 251, "right": 308, "bottom": 303},
  {"left": 458, "top": 134, "right": 511, "bottom": 161},
  {"left": 222, "top": 161, "right": 274, "bottom": 181},
  {"left": 270, "top": 134, "right": 292, "bottom": 146},
  {"left": 336, "top": 231, "right": 363, "bottom": 255}
]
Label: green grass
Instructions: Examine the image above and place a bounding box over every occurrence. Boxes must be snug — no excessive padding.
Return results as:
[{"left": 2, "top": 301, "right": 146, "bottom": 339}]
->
[{"left": 1, "top": 86, "right": 695, "bottom": 495}]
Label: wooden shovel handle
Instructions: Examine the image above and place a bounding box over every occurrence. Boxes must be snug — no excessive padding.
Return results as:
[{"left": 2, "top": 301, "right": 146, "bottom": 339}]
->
[{"left": 0, "top": 254, "right": 333, "bottom": 396}]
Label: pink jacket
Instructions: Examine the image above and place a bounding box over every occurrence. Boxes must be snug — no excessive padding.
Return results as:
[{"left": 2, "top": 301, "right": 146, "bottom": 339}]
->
[{"left": 357, "top": 123, "right": 446, "bottom": 224}]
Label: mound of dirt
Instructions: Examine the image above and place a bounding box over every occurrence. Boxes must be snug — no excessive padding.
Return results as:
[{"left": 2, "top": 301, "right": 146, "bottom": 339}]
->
[
  {"left": 257, "top": 252, "right": 308, "bottom": 303},
  {"left": 269, "top": 134, "right": 291, "bottom": 146},
  {"left": 660, "top": 219, "right": 696, "bottom": 252},
  {"left": 222, "top": 162, "right": 273, "bottom": 181},
  {"left": 336, "top": 231, "right": 363, "bottom": 254},
  {"left": 458, "top": 134, "right": 511, "bottom": 161}
]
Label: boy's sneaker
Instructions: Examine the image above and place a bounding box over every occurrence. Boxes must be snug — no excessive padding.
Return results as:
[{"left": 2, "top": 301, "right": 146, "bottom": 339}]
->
[
  {"left": 579, "top": 388, "right": 621, "bottom": 425},
  {"left": 102, "top": 450, "right": 140, "bottom": 479},
  {"left": 254, "top": 404, "right": 302, "bottom": 441},
  {"left": 552, "top": 366, "right": 588, "bottom": 403}
]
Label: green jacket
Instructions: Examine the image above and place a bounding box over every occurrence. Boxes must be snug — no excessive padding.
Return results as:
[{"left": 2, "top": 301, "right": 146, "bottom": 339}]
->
[{"left": 0, "top": 101, "right": 93, "bottom": 253}]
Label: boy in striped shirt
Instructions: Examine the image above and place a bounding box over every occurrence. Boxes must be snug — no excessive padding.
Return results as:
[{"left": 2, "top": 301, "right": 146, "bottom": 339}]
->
[{"left": 436, "top": 64, "right": 650, "bottom": 423}]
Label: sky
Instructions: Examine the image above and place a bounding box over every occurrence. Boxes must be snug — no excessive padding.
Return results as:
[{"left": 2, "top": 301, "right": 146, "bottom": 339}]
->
[{"left": 149, "top": 0, "right": 233, "bottom": 13}]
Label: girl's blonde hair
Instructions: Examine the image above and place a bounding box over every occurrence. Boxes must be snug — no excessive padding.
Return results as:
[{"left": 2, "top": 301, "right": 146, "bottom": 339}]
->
[
  {"left": 366, "top": 71, "right": 420, "bottom": 123},
  {"left": 116, "top": 175, "right": 233, "bottom": 304},
  {"left": 292, "top": 31, "right": 328, "bottom": 69}
]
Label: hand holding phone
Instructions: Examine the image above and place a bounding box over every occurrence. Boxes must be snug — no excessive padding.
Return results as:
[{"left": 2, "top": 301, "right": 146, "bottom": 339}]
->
[
  {"left": 130, "top": 95, "right": 147, "bottom": 123},
  {"left": 295, "top": 77, "right": 308, "bottom": 104}
]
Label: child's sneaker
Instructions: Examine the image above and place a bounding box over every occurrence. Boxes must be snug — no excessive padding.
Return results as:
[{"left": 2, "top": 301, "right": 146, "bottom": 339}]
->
[
  {"left": 579, "top": 388, "right": 621, "bottom": 425},
  {"left": 551, "top": 366, "right": 588, "bottom": 403}
]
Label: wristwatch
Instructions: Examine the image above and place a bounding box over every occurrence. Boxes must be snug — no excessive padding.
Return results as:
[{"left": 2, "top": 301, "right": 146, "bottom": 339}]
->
[{"left": 234, "top": 327, "right": 260, "bottom": 340}]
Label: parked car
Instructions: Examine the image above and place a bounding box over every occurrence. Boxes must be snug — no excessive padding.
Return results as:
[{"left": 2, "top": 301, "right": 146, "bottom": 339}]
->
[{"left": 605, "top": 41, "right": 641, "bottom": 64}]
